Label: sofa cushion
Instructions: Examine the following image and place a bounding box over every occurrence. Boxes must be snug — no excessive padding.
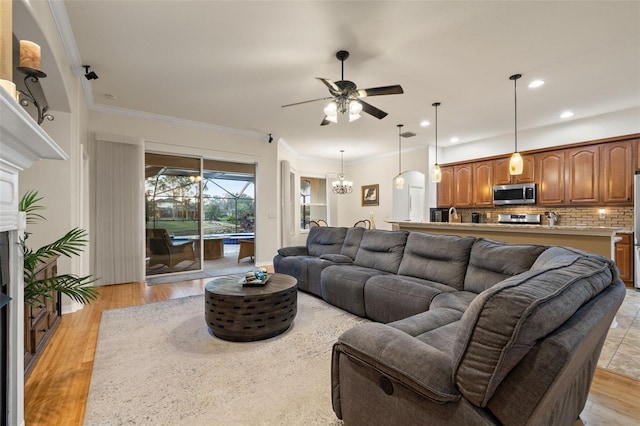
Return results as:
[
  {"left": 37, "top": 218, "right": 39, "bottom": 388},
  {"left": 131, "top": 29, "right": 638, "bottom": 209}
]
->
[
  {"left": 398, "top": 233, "right": 475, "bottom": 290},
  {"left": 353, "top": 230, "right": 409, "bottom": 274},
  {"left": 453, "top": 253, "right": 616, "bottom": 407},
  {"left": 429, "top": 291, "right": 477, "bottom": 313},
  {"left": 321, "top": 265, "right": 390, "bottom": 317},
  {"left": 320, "top": 254, "right": 354, "bottom": 264},
  {"left": 307, "top": 226, "right": 348, "bottom": 257},
  {"left": 277, "top": 246, "right": 307, "bottom": 257},
  {"left": 364, "top": 275, "right": 456, "bottom": 323},
  {"left": 463, "top": 238, "right": 546, "bottom": 293},
  {"left": 340, "top": 226, "right": 366, "bottom": 259}
]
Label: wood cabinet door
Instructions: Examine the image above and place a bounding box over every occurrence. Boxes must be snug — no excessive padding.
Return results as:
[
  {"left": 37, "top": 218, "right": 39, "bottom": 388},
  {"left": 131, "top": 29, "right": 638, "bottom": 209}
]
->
[
  {"left": 615, "top": 233, "right": 633, "bottom": 287},
  {"left": 454, "top": 164, "right": 473, "bottom": 207},
  {"left": 536, "top": 151, "right": 565, "bottom": 205},
  {"left": 602, "top": 141, "right": 633, "bottom": 204},
  {"left": 494, "top": 155, "right": 535, "bottom": 186},
  {"left": 436, "top": 166, "right": 454, "bottom": 208},
  {"left": 493, "top": 157, "right": 512, "bottom": 185},
  {"left": 473, "top": 161, "right": 493, "bottom": 206},
  {"left": 566, "top": 145, "right": 600, "bottom": 204},
  {"left": 515, "top": 155, "right": 535, "bottom": 183}
]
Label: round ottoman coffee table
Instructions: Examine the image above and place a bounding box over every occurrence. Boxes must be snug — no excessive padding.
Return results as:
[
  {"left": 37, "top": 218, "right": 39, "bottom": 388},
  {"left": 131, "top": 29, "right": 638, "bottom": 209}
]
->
[{"left": 204, "top": 273, "right": 297, "bottom": 341}]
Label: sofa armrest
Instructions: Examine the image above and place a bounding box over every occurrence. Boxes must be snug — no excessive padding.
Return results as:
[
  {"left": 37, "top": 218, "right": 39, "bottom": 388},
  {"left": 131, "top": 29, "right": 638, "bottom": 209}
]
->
[
  {"left": 333, "top": 322, "right": 460, "bottom": 404},
  {"left": 319, "top": 254, "right": 354, "bottom": 264},
  {"left": 277, "top": 246, "right": 308, "bottom": 257}
]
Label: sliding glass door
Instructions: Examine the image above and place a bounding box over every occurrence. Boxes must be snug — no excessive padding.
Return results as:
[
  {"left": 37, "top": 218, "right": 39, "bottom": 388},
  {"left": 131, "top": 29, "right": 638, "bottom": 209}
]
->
[
  {"left": 144, "top": 154, "right": 256, "bottom": 277},
  {"left": 145, "top": 154, "right": 202, "bottom": 276}
]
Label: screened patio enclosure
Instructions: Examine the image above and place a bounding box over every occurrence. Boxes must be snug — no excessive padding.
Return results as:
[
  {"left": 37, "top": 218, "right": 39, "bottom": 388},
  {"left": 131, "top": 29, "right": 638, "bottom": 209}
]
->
[{"left": 145, "top": 153, "right": 255, "bottom": 277}]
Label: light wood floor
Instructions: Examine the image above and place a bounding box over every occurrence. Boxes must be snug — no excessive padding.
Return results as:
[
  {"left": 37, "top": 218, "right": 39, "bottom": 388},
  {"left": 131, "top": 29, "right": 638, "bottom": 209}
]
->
[{"left": 25, "top": 279, "right": 640, "bottom": 425}]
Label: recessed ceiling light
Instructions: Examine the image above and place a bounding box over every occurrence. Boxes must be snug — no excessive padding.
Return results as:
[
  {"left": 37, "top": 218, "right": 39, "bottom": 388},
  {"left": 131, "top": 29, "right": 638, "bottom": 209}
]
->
[
  {"left": 528, "top": 80, "right": 545, "bottom": 88},
  {"left": 560, "top": 111, "right": 574, "bottom": 119},
  {"left": 420, "top": 120, "right": 430, "bottom": 127},
  {"left": 450, "top": 137, "right": 459, "bottom": 143}
]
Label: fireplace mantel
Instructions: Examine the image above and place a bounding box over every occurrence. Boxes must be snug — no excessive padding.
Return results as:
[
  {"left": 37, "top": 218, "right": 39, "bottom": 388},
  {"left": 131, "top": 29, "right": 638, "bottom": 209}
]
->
[{"left": 0, "top": 87, "right": 66, "bottom": 426}]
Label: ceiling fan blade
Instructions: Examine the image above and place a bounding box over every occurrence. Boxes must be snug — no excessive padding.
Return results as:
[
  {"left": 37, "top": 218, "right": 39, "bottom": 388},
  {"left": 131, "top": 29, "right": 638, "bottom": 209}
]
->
[
  {"left": 360, "top": 100, "right": 388, "bottom": 120},
  {"left": 357, "top": 85, "right": 404, "bottom": 98},
  {"left": 317, "top": 77, "right": 341, "bottom": 95},
  {"left": 282, "top": 97, "right": 332, "bottom": 108}
]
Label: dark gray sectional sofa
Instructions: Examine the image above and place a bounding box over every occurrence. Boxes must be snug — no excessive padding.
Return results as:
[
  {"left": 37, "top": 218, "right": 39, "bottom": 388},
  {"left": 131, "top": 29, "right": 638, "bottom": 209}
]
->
[{"left": 273, "top": 226, "right": 625, "bottom": 425}]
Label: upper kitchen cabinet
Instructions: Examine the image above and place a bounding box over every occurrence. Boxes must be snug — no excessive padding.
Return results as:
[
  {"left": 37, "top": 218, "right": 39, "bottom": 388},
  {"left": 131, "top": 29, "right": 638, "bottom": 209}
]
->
[
  {"left": 436, "top": 166, "right": 454, "bottom": 208},
  {"left": 493, "top": 155, "right": 535, "bottom": 185},
  {"left": 565, "top": 145, "right": 600, "bottom": 205},
  {"left": 472, "top": 161, "right": 493, "bottom": 206},
  {"left": 602, "top": 141, "right": 633, "bottom": 204},
  {"left": 454, "top": 164, "right": 473, "bottom": 207},
  {"left": 536, "top": 151, "right": 565, "bottom": 205}
]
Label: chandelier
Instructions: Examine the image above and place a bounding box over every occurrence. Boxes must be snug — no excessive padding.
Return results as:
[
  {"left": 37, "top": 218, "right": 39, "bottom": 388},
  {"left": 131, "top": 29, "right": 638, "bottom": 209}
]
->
[
  {"left": 332, "top": 150, "right": 353, "bottom": 194},
  {"left": 432, "top": 102, "right": 442, "bottom": 183}
]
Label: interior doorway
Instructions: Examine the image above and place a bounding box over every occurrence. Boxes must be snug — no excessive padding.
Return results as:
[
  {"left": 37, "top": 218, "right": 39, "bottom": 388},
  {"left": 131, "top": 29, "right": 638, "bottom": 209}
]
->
[{"left": 144, "top": 153, "right": 256, "bottom": 280}]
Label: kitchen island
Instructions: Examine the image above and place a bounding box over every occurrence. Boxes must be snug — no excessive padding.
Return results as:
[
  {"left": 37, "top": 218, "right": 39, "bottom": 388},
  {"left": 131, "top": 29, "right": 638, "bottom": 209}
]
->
[{"left": 388, "top": 221, "right": 622, "bottom": 259}]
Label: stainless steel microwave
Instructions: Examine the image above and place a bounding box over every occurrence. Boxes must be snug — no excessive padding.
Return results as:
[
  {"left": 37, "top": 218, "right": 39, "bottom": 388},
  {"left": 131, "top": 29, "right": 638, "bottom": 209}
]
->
[{"left": 492, "top": 183, "right": 536, "bottom": 205}]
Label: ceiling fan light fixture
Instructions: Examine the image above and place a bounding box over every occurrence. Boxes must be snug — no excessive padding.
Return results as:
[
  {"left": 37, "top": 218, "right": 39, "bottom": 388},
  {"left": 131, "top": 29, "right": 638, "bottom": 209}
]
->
[
  {"left": 349, "top": 100, "right": 362, "bottom": 115},
  {"left": 326, "top": 114, "right": 338, "bottom": 124},
  {"left": 324, "top": 101, "right": 337, "bottom": 116}
]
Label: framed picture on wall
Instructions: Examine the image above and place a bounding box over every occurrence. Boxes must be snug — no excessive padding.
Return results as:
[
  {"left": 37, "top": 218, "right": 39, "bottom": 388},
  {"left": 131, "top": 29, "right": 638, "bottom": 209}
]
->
[{"left": 361, "top": 184, "right": 379, "bottom": 206}]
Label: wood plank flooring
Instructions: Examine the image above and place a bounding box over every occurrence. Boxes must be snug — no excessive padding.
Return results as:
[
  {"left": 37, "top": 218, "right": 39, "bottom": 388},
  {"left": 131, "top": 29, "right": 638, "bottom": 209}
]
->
[{"left": 25, "top": 278, "right": 640, "bottom": 425}]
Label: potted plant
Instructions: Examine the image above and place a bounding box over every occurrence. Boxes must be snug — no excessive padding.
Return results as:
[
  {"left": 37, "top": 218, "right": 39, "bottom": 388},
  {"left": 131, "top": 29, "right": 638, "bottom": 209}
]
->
[{"left": 20, "top": 190, "right": 98, "bottom": 305}]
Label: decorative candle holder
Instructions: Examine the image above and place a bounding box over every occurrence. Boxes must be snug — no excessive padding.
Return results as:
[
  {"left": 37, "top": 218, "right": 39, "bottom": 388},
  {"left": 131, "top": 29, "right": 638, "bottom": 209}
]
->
[{"left": 17, "top": 66, "right": 53, "bottom": 124}]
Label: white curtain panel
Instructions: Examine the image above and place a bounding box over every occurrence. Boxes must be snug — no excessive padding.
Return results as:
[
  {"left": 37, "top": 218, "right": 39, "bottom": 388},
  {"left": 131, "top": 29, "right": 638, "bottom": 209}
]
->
[{"left": 95, "top": 138, "right": 145, "bottom": 285}]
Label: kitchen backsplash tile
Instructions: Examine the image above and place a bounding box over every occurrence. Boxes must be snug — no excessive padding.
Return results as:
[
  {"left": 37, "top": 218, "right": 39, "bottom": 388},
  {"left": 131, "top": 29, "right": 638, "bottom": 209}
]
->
[{"left": 454, "top": 206, "right": 633, "bottom": 230}]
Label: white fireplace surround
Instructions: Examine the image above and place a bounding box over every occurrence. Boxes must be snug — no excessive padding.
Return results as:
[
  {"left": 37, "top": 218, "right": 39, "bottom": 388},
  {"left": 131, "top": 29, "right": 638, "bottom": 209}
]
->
[{"left": 0, "top": 88, "right": 67, "bottom": 426}]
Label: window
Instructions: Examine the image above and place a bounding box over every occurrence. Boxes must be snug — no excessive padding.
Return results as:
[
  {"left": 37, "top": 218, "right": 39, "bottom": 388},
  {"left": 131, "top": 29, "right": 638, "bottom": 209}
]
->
[{"left": 300, "top": 176, "right": 327, "bottom": 229}]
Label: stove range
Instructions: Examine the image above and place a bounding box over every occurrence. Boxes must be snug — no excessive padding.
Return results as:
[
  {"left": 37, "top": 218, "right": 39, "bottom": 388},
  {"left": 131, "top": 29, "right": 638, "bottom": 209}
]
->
[{"left": 498, "top": 214, "right": 541, "bottom": 225}]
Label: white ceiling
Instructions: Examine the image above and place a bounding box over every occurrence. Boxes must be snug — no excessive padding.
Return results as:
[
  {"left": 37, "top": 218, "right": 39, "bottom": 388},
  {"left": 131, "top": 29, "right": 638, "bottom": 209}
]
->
[{"left": 60, "top": 0, "right": 640, "bottom": 162}]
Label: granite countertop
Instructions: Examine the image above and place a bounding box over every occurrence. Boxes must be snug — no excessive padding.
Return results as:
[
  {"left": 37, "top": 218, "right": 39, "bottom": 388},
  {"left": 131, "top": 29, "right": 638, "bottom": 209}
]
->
[{"left": 386, "top": 220, "right": 623, "bottom": 236}]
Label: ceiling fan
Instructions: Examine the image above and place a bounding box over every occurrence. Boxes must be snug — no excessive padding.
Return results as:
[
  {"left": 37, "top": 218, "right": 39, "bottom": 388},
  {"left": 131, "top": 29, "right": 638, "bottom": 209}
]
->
[{"left": 282, "top": 50, "right": 404, "bottom": 126}]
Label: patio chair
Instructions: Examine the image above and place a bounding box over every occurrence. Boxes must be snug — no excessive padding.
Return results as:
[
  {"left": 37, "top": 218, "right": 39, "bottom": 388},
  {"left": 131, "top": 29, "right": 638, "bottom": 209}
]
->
[{"left": 147, "top": 228, "right": 196, "bottom": 269}]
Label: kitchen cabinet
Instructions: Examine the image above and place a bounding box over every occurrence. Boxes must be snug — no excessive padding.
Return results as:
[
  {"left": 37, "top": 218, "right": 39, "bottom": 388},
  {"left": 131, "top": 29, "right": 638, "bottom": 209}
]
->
[
  {"left": 454, "top": 164, "right": 473, "bottom": 207},
  {"left": 565, "top": 145, "right": 600, "bottom": 204},
  {"left": 493, "top": 155, "right": 535, "bottom": 185},
  {"left": 615, "top": 232, "right": 633, "bottom": 288},
  {"left": 602, "top": 141, "right": 633, "bottom": 204},
  {"left": 436, "top": 166, "right": 454, "bottom": 207},
  {"left": 24, "top": 256, "right": 61, "bottom": 377},
  {"left": 536, "top": 151, "right": 565, "bottom": 205},
  {"left": 472, "top": 161, "right": 493, "bottom": 206}
]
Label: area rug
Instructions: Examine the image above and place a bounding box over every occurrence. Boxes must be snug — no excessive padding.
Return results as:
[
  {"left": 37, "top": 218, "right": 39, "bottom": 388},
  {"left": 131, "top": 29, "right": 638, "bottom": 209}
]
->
[
  {"left": 145, "top": 265, "right": 253, "bottom": 285},
  {"left": 84, "top": 292, "right": 368, "bottom": 425}
]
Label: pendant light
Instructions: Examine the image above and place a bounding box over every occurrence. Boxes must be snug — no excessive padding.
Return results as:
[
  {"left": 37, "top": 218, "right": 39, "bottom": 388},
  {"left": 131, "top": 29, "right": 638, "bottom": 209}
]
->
[
  {"left": 332, "top": 150, "right": 353, "bottom": 194},
  {"left": 394, "top": 124, "right": 404, "bottom": 189},
  {"left": 509, "top": 73, "right": 524, "bottom": 175},
  {"left": 431, "top": 102, "right": 442, "bottom": 183}
]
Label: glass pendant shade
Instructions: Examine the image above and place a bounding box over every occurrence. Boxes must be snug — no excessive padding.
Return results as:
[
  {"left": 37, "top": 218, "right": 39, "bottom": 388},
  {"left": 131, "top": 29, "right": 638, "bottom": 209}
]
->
[
  {"left": 431, "top": 102, "right": 442, "bottom": 183},
  {"left": 432, "top": 164, "right": 442, "bottom": 183},
  {"left": 509, "top": 152, "right": 523, "bottom": 175},
  {"left": 509, "top": 74, "right": 524, "bottom": 176},
  {"left": 324, "top": 101, "right": 337, "bottom": 116},
  {"left": 395, "top": 124, "right": 404, "bottom": 189}
]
